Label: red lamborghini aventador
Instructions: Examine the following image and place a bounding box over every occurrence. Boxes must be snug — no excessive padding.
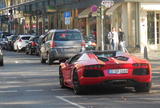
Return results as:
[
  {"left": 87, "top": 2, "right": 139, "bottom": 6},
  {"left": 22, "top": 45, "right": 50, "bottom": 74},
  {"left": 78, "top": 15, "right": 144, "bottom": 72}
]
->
[{"left": 59, "top": 51, "right": 152, "bottom": 94}]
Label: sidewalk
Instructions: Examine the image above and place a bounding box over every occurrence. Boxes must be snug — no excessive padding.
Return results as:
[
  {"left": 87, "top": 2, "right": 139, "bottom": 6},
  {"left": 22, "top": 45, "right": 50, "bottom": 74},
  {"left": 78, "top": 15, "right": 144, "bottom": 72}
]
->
[{"left": 131, "top": 50, "right": 160, "bottom": 61}]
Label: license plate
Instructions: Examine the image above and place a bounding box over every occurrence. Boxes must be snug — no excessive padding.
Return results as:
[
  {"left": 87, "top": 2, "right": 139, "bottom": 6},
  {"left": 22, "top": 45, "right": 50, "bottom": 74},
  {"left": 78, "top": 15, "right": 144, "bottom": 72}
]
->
[
  {"left": 108, "top": 69, "right": 128, "bottom": 74},
  {"left": 64, "top": 48, "right": 76, "bottom": 52}
]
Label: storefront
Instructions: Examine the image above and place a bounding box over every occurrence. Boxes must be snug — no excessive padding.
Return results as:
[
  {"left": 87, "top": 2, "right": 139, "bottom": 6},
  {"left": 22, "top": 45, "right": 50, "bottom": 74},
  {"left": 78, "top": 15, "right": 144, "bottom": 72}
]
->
[
  {"left": 78, "top": 2, "right": 139, "bottom": 51},
  {"left": 140, "top": 3, "right": 160, "bottom": 52},
  {"left": 107, "top": 1, "right": 160, "bottom": 52},
  {"left": 78, "top": 6, "right": 98, "bottom": 36},
  {"left": 1, "top": 0, "right": 160, "bottom": 53}
]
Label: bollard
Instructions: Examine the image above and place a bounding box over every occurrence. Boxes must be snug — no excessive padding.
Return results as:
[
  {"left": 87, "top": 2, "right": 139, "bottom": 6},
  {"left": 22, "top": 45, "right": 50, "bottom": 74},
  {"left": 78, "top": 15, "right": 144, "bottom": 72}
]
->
[{"left": 144, "top": 46, "right": 149, "bottom": 60}]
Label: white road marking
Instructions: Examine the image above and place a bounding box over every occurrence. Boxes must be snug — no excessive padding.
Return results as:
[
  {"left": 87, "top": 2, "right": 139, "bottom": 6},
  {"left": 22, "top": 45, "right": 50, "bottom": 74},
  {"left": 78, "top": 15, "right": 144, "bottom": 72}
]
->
[
  {"left": 56, "top": 96, "right": 85, "bottom": 108},
  {"left": 25, "top": 89, "right": 44, "bottom": 92},
  {"left": 15, "top": 61, "right": 19, "bottom": 64},
  {"left": 51, "top": 89, "right": 66, "bottom": 91},
  {"left": 0, "top": 90, "right": 18, "bottom": 93}
]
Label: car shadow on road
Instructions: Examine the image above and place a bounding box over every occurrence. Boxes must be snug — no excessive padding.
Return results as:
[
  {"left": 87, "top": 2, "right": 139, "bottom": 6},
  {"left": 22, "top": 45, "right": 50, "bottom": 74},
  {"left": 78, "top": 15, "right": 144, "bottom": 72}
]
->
[{"left": 64, "top": 86, "right": 135, "bottom": 95}]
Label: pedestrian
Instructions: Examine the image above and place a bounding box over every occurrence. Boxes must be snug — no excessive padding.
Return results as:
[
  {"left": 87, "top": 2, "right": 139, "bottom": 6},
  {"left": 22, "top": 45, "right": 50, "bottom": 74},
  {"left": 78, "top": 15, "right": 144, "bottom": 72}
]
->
[
  {"left": 118, "top": 28, "right": 126, "bottom": 52},
  {"left": 91, "top": 29, "right": 97, "bottom": 41},
  {"left": 107, "top": 27, "right": 119, "bottom": 50}
]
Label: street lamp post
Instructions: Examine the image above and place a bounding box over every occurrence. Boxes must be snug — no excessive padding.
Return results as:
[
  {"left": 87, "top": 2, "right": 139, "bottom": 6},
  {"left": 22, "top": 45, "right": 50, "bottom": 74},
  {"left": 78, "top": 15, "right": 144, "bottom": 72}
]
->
[
  {"left": 101, "top": 5, "right": 105, "bottom": 51},
  {"left": 100, "top": 0, "right": 114, "bottom": 51}
]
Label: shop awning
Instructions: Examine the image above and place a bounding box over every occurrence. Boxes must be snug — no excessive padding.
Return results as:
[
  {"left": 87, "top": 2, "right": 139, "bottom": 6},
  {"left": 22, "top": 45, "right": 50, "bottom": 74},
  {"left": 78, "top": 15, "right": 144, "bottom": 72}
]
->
[
  {"left": 78, "top": 7, "right": 98, "bottom": 18},
  {"left": 141, "top": 3, "right": 160, "bottom": 11},
  {"left": 123, "top": 0, "right": 160, "bottom": 2},
  {"left": 106, "top": 3, "right": 121, "bottom": 15}
]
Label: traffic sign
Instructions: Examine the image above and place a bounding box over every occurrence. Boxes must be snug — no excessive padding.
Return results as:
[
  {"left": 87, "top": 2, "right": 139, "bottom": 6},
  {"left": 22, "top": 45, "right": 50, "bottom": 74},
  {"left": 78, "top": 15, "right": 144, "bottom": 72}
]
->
[
  {"left": 101, "top": 0, "right": 114, "bottom": 8},
  {"left": 64, "top": 11, "right": 71, "bottom": 25},
  {"left": 65, "top": 17, "right": 71, "bottom": 25},
  {"left": 64, "top": 11, "right": 71, "bottom": 18}
]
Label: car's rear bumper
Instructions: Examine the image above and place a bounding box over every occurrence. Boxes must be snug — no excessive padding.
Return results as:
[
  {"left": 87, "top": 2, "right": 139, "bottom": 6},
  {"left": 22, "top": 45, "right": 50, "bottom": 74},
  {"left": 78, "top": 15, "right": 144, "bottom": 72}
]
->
[
  {"left": 79, "top": 75, "right": 151, "bottom": 87},
  {"left": 50, "top": 48, "right": 81, "bottom": 60},
  {"left": 18, "top": 43, "right": 28, "bottom": 50}
]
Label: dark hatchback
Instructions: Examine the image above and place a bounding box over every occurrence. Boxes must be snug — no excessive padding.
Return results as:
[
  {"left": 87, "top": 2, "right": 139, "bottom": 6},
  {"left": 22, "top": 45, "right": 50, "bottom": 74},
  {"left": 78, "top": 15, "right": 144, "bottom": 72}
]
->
[{"left": 25, "top": 36, "right": 39, "bottom": 55}]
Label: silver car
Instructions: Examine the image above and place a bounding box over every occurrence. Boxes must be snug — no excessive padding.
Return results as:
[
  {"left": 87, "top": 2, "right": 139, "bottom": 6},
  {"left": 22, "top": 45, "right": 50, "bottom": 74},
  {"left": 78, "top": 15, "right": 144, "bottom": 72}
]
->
[
  {"left": 0, "top": 46, "right": 3, "bottom": 66},
  {"left": 40, "top": 29, "right": 85, "bottom": 64}
]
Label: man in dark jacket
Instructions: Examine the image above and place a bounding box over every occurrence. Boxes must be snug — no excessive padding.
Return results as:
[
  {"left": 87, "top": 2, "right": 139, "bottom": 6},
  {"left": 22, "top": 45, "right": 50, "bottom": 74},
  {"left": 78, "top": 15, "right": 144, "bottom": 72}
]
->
[{"left": 118, "top": 28, "right": 126, "bottom": 52}]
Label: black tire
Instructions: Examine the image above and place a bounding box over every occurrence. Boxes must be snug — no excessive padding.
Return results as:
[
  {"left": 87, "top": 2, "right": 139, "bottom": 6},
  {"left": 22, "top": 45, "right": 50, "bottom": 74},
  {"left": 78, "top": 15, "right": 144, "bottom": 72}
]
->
[
  {"left": 16, "top": 46, "right": 19, "bottom": 53},
  {"left": 135, "top": 82, "right": 151, "bottom": 92},
  {"left": 35, "top": 50, "right": 39, "bottom": 56},
  {"left": 29, "top": 49, "right": 33, "bottom": 55},
  {"left": 25, "top": 49, "right": 29, "bottom": 54},
  {"left": 47, "top": 53, "right": 53, "bottom": 65},
  {"left": 35, "top": 53, "right": 39, "bottom": 56},
  {"left": 40, "top": 54, "right": 46, "bottom": 64},
  {"left": 73, "top": 70, "right": 84, "bottom": 95},
  {"left": 59, "top": 59, "right": 66, "bottom": 63},
  {"left": 0, "top": 59, "right": 3, "bottom": 66},
  {"left": 59, "top": 67, "right": 66, "bottom": 88}
]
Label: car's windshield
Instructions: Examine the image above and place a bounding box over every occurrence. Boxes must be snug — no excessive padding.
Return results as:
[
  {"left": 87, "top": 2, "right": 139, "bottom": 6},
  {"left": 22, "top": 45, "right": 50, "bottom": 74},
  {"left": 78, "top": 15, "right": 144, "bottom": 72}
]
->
[
  {"left": 22, "top": 37, "right": 31, "bottom": 40},
  {"left": 54, "top": 32, "right": 82, "bottom": 41},
  {"left": 33, "top": 37, "right": 39, "bottom": 42}
]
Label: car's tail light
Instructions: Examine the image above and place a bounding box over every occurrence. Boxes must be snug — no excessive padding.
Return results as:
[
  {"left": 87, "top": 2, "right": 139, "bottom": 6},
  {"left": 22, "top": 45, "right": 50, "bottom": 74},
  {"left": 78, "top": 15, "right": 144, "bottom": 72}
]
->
[
  {"left": 132, "top": 63, "right": 149, "bottom": 68},
  {"left": 50, "top": 41, "right": 56, "bottom": 48},
  {"left": 133, "top": 68, "right": 149, "bottom": 75},
  {"left": 31, "top": 42, "right": 36, "bottom": 46},
  {"left": 19, "top": 39, "right": 22, "bottom": 42},
  {"left": 81, "top": 41, "right": 86, "bottom": 47},
  {"left": 91, "top": 42, "right": 96, "bottom": 46},
  {"left": 85, "top": 65, "right": 105, "bottom": 70}
]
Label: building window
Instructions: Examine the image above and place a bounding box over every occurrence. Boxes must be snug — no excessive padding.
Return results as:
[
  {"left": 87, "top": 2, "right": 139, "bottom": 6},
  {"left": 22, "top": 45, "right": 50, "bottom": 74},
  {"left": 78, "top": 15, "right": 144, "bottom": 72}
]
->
[
  {"left": 147, "top": 11, "right": 155, "bottom": 44},
  {"left": 156, "top": 13, "right": 160, "bottom": 44}
]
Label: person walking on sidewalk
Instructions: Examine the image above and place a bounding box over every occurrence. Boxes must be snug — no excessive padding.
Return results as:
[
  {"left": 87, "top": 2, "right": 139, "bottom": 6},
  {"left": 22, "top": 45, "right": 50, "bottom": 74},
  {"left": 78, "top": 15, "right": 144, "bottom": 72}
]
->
[
  {"left": 118, "top": 28, "right": 127, "bottom": 52},
  {"left": 107, "top": 27, "right": 119, "bottom": 50}
]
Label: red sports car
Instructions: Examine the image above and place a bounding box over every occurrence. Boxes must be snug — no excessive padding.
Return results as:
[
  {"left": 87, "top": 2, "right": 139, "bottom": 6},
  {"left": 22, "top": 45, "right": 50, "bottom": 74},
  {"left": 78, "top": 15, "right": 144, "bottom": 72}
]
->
[{"left": 59, "top": 51, "right": 152, "bottom": 94}]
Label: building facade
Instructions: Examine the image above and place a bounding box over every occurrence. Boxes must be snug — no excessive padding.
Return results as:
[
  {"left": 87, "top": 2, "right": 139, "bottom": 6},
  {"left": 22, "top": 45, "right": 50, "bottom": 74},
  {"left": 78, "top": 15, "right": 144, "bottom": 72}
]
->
[
  {"left": 0, "top": 0, "right": 160, "bottom": 52},
  {"left": 77, "top": 0, "right": 160, "bottom": 52}
]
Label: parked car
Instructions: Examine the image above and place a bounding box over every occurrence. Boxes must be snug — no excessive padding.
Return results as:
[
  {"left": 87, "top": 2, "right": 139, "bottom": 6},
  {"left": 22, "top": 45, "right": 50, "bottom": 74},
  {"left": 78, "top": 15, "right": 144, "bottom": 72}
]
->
[
  {"left": 25, "top": 36, "right": 39, "bottom": 55},
  {"left": 14, "top": 35, "right": 35, "bottom": 52},
  {"left": 0, "top": 46, "right": 3, "bottom": 66},
  {"left": 40, "top": 29, "right": 85, "bottom": 65},
  {"left": 84, "top": 35, "right": 96, "bottom": 50},
  {"left": 0, "top": 37, "right": 8, "bottom": 49},
  {"left": 59, "top": 50, "right": 152, "bottom": 94},
  {"left": 7, "top": 35, "right": 18, "bottom": 50},
  {"left": 0, "top": 31, "right": 12, "bottom": 39},
  {"left": 36, "top": 34, "right": 46, "bottom": 56}
]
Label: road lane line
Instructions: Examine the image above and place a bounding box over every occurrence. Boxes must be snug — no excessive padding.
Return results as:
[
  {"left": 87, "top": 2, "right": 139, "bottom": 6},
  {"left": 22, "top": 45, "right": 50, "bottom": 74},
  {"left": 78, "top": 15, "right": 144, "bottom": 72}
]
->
[
  {"left": 51, "top": 89, "right": 66, "bottom": 91},
  {"left": 15, "top": 61, "right": 19, "bottom": 64},
  {"left": 0, "top": 90, "right": 18, "bottom": 93},
  {"left": 25, "top": 89, "right": 44, "bottom": 92},
  {"left": 56, "top": 96, "right": 85, "bottom": 108}
]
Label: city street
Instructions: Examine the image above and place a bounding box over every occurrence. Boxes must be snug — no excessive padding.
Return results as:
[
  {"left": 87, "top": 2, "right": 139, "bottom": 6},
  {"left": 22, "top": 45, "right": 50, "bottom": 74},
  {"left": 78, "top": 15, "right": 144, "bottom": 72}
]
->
[{"left": 0, "top": 51, "right": 160, "bottom": 108}]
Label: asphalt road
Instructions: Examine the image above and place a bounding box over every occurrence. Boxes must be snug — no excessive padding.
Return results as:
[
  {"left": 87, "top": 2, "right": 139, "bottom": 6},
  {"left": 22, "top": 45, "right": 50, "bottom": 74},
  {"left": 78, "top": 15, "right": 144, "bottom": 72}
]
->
[{"left": 0, "top": 51, "right": 160, "bottom": 108}]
